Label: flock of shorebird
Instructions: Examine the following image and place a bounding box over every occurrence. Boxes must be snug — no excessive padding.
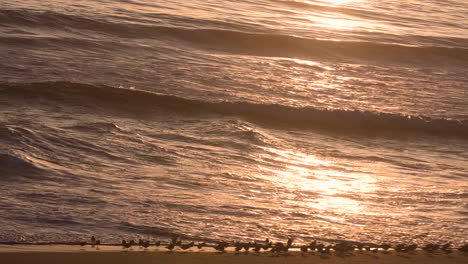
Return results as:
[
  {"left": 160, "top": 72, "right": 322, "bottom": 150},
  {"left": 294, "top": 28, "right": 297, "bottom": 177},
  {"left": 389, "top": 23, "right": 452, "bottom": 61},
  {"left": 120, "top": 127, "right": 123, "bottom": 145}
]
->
[{"left": 81, "top": 236, "right": 468, "bottom": 254}]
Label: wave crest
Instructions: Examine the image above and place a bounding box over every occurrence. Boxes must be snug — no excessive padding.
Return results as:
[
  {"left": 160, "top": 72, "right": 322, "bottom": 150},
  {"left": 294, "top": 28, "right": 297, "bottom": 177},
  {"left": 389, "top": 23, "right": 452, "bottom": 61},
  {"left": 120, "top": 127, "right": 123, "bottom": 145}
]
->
[
  {"left": 1, "top": 9, "right": 467, "bottom": 64},
  {"left": 1, "top": 82, "right": 466, "bottom": 138}
]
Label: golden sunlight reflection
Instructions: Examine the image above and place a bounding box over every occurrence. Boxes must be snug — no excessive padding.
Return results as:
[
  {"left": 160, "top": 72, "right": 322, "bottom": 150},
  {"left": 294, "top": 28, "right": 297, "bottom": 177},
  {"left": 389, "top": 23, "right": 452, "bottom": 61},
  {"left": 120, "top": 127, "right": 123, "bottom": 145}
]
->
[
  {"left": 308, "top": 0, "right": 365, "bottom": 6},
  {"left": 295, "top": 0, "right": 372, "bottom": 31},
  {"left": 258, "top": 147, "right": 377, "bottom": 214}
]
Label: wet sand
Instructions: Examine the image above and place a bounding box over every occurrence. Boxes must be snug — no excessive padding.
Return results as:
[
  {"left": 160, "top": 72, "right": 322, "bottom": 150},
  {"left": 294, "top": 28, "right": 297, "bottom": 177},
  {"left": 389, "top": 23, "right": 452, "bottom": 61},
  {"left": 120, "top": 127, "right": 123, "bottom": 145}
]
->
[{"left": 0, "top": 245, "right": 466, "bottom": 264}]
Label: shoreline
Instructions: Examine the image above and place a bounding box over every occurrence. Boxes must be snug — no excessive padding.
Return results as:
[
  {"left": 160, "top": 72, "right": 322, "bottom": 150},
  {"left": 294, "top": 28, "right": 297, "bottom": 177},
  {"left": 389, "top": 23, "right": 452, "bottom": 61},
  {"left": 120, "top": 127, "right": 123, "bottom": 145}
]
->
[{"left": 1, "top": 245, "right": 466, "bottom": 264}]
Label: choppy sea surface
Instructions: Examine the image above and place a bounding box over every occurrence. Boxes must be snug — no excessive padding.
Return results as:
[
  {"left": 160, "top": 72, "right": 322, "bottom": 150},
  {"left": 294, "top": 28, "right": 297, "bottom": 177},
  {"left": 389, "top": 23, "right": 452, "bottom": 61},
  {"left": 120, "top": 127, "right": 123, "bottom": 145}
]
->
[{"left": 0, "top": 0, "right": 467, "bottom": 246}]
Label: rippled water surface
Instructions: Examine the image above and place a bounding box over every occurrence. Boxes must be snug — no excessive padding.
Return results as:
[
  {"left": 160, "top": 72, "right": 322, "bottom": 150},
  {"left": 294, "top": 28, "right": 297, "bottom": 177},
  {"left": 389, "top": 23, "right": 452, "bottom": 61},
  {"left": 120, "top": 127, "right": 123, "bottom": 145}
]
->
[{"left": 0, "top": 0, "right": 467, "bottom": 246}]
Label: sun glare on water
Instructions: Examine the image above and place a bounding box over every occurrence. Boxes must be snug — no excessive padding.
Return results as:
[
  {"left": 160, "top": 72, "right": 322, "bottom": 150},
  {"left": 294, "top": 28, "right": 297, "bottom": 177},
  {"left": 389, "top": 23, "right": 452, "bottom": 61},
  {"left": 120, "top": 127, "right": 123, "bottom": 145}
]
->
[{"left": 306, "top": 0, "right": 364, "bottom": 6}]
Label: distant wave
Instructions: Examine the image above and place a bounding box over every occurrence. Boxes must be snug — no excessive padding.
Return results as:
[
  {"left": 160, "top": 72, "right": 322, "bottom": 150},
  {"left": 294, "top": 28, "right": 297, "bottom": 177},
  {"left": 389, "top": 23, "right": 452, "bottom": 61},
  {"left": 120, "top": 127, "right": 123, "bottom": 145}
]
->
[
  {"left": 2, "top": 82, "right": 467, "bottom": 138},
  {"left": 1, "top": 9, "right": 467, "bottom": 65},
  {"left": 0, "top": 152, "right": 46, "bottom": 179}
]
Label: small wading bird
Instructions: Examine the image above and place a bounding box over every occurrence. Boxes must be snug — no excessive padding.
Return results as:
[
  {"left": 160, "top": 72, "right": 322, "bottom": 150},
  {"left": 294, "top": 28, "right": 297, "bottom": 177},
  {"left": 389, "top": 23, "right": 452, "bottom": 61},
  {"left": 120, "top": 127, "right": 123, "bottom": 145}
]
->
[
  {"left": 142, "top": 240, "right": 150, "bottom": 248},
  {"left": 441, "top": 242, "right": 452, "bottom": 254},
  {"left": 197, "top": 242, "right": 206, "bottom": 249},
  {"left": 253, "top": 243, "right": 261, "bottom": 252},
  {"left": 166, "top": 243, "right": 175, "bottom": 250},
  {"left": 214, "top": 242, "right": 228, "bottom": 252},
  {"left": 406, "top": 244, "right": 417, "bottom": 252},
  {"left": 234, "top": 242, "right": 242, "bottom": 252},
  {"left": 394, "top": 244, "right": 406, "bottom": 252},
  {"left": 180, "top": 242, "right": 194, "bottom": 250},
  {"left": 243, "top": 242, "right": 250, "bottom": 251},
  {"left": 122, "top": 240, "right": 131, "bottom": 249},
  {"left": 423, "top": 243, "right": 440, "bottom": 253},
  {"left": 309, "top": 240, "right": 317, "bottom": 251},
  {"left": 263, "top": 241, "right": 272, "bottom": 250},
  {"left": 287, "top": 238, "right": 294, "bottom": 248},
  {"left": 171, "top": 235, "right": 180, "bottom": 246},
  {"left": 380, "top": 243, "right": 391, "bottom": 251}
]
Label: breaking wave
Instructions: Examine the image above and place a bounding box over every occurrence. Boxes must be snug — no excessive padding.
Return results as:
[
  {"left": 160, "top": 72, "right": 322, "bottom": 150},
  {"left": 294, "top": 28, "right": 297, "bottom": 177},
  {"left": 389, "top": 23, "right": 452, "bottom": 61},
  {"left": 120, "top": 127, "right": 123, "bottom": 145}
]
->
[{"left": 1, "top": 82, "right": 466, "bottom": 138}]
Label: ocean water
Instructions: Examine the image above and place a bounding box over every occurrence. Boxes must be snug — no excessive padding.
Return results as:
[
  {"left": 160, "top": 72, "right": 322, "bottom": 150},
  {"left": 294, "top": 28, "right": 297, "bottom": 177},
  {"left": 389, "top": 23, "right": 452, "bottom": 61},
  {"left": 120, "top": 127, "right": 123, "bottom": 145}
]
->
[{"left": 0, "top": 0, "right": 467, "bottom": 246}]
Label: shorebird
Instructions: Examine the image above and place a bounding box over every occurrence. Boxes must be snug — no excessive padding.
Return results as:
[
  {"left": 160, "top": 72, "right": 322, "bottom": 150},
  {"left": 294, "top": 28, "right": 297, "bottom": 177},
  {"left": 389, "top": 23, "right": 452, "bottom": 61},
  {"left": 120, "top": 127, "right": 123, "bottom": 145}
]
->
[
  {"left": 333, "top": 242, "right": 353, "bottom": 253},
  {"left": 272, "top": 242, "right": 287, "bottom": 252},
  {"left": 405, "top": 244, "right": 417, "bottom": 252},
  {"left": 197, "top": 242, "right": 206, "bottom": 249},
  {"left": 287, "top": 238, "right": 294, "bottom": 247},
  {"left": 214, "top": 242, "right": 227, "bottom": 252},
  {"left": 171, "top": 235, "right": 180, "bottom": 246},
  {"left": 91, "top": 236, "right": 96, "bottom": 243},
  {"left": 253, "top": 243, "right": 261, "bottom": 252},
  {"left": 166, "top": 243, "right": 175, "bottom": 250},
  {"left": 441, "top": 242, "right": 452, "bottom": 253},
  {"left": 155, "top": 241, "right": 161, "bottom": 247},
  {"left": 380, "top": 243, "right": 391, "bottom": 251},
  {"left": 122, "top": 240, "right": 131, "bottom": 249},
  {"left": 262, "top": 242, "right": 272, "bottom": 250},
  {"left": 96, "top": 240, "right": 101, "bottom": 246},
  {"left": 423, "top": 243, "right": 439, "bottom": 253},
  {"left": 234, "top": 244, "right": 243, "bottom": 252},
  {"left": 316, "top": 243, "right": 325, "bottom": 252},
  {"left": 180, "top": 242, "right": 194, "bottom": 250},
  {"left": 80, "top": 241, "right": 87, "bottom": 246},
  {"left": 243, "top": 243, "right": 250, "bottom": 251},
  {"left": 394, "top": 244, "right": 406, "bottom": 252},
  {"left": 300, "top": 245, "right": 308, "bottom": 253},
  {"left": 309, "top": 240, "right": 317, "bottom": 251},
  {"left": 142, "top": 241, "right": 150, "bottom": 248}
]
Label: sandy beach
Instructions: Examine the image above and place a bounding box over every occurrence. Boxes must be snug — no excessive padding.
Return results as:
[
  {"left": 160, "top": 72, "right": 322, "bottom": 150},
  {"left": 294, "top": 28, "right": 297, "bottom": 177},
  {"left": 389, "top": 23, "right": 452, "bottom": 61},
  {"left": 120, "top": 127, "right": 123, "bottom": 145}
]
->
[{"left": 1, "top": 245, "right": 466, "bottom": 264}]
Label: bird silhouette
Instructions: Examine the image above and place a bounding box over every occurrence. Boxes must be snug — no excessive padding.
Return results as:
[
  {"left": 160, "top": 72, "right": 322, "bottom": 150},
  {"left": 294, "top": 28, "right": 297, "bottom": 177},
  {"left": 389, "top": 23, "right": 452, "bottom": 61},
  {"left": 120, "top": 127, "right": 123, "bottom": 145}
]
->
[
  {"left": 142, "top": 241, "right": 150, "bottom": 248},
  {"left": 234, "top": 244, "right": 243, "bottom": 252},
  {"left": 166, "top": 243, "right": 175, "bottom": 250},
  {"left": 423, "top": 243, "right": 439, "bottom": 253},
  {"left": 441, "top": 242, "right": 452, "bottom": 254},
  {"left": 197, "top": 242, "right": 206, "bottom": 249},
  {"left": 180, "top": 242, "right": 194, "bottom": 250},
  {"left": 406, "top": 244, "right": 417, "bottom": 252},
  {"left": 394, "top": 244, "right": 406, "bottom": 252},
  {"left": 214, "top": 242, "right": 227, "bottom": 252},
  {"left": 253, "top": 243, "right": 261, "bottom": 252},
  {"left": 287, "top": 238, "right": 294, "bottom": 247},
  {"left": 309, "top": 240, "right": 317, "bottom": 251},
  {"left": 380, "top": 243, "right": 391, "bottom": 251},
  {"left": 122, "top": 240, "right": 131, "bottom": 249}
]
